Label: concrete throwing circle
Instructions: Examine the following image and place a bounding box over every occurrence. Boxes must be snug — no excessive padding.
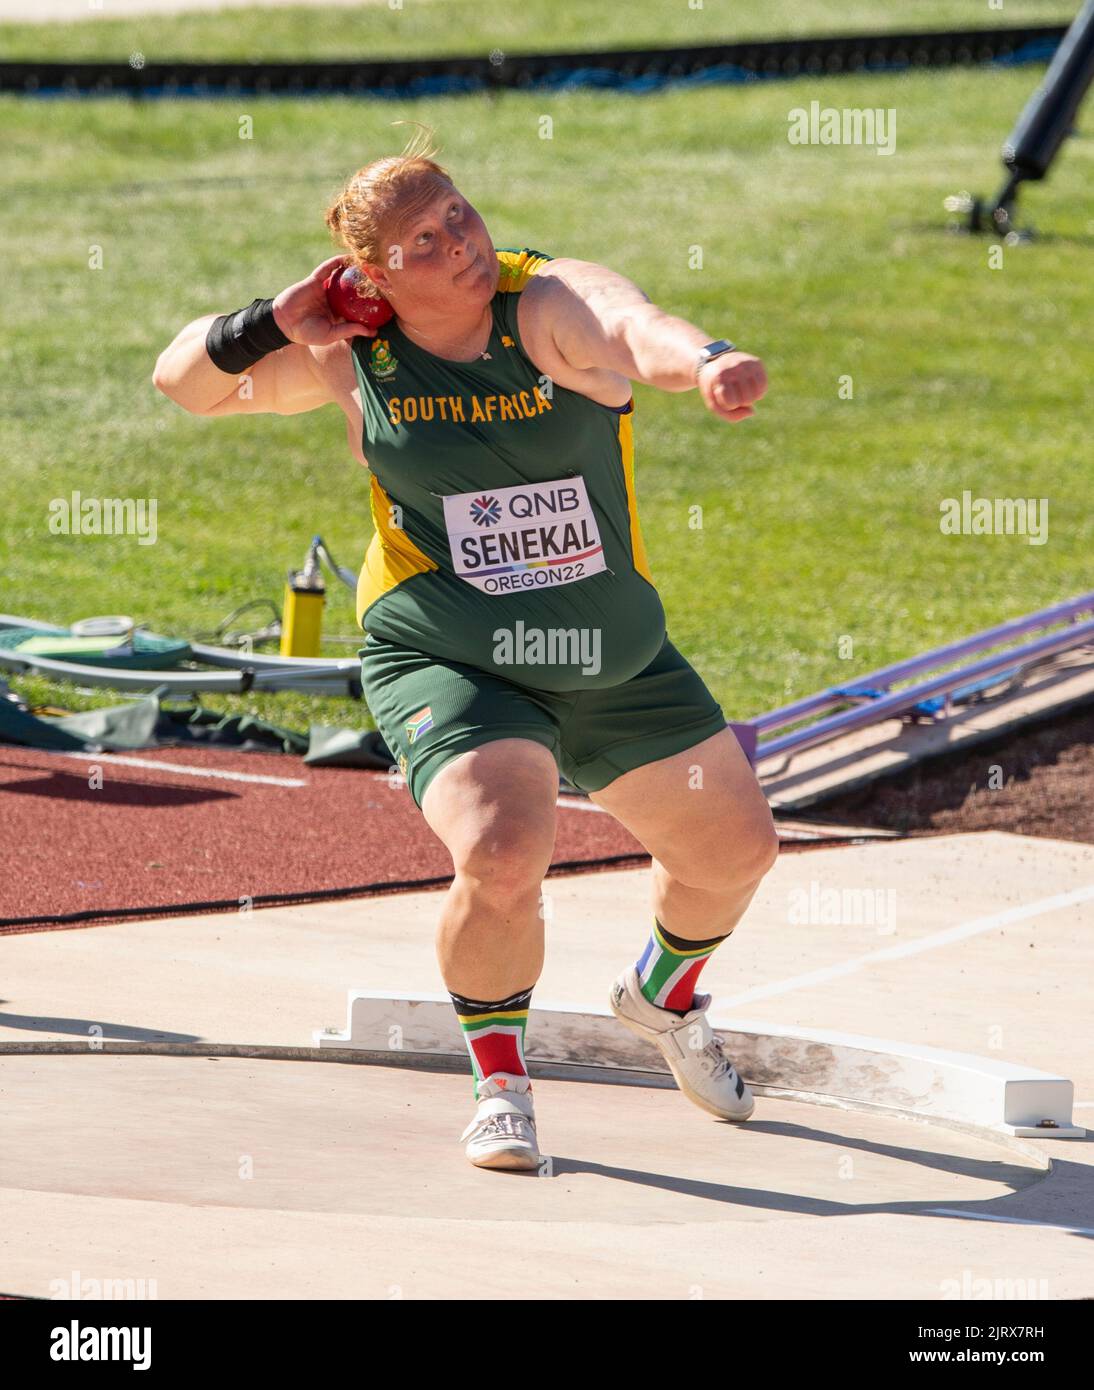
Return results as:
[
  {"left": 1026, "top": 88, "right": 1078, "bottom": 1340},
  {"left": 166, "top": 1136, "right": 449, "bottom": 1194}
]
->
[{"left": 1, "top": 1053, "right": 1050, "bottom": 1299}]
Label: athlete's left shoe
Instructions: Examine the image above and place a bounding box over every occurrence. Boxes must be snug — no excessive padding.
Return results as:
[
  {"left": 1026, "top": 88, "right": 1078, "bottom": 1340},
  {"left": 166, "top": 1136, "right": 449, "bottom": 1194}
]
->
[
  {"left": 609, "top": 965, "right": 754, "bottom": 1122},
  {"left": 459, "top": 1073, "right": 541, "bottom": 1171}
]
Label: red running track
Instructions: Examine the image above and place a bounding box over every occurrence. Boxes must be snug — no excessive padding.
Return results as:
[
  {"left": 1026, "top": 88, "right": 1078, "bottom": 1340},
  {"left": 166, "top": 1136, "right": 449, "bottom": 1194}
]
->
[{"left": 0, "top": 745, "right": 648, "bottom": 933}]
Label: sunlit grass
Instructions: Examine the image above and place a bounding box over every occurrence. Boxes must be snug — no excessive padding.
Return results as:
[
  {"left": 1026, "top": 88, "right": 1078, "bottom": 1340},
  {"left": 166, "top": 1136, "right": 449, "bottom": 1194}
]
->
[{"left": 2, "top": 56, "right": 1090, "bottom": 732}]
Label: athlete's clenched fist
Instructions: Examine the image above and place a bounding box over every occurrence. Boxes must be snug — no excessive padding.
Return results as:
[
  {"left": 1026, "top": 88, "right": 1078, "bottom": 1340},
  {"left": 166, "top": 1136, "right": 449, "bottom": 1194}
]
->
[{"left": 697, "top": 351, "right": 767, "bottom": 422}]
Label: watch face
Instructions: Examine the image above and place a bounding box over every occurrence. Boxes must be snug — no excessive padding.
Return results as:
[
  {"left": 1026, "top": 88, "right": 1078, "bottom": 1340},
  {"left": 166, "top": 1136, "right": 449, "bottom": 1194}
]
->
[{"left": 698, "top": 341, "right": 735, "bottom": 369}]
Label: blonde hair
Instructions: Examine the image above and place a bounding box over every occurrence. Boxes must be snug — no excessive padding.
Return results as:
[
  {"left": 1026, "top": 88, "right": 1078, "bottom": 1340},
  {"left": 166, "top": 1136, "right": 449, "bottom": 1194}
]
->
[{"left": 324, "top": 122, "right": 453, "bottom": 299}]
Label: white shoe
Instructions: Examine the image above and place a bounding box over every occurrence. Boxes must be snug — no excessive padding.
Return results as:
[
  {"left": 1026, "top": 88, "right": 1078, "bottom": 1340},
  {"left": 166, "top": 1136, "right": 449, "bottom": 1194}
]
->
[
  {"left": 459, "top": 1072, "right": 541, "bottom": 1171},
  {"left": 609, "top": 965, "right": 754, "bottom": 1121}
]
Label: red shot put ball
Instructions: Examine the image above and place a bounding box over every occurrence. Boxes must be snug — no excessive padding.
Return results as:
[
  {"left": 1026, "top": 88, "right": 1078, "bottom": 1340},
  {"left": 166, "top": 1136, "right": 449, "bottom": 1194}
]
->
[{"left": 324, "top": 264, "right": 394, "bottom": 329}]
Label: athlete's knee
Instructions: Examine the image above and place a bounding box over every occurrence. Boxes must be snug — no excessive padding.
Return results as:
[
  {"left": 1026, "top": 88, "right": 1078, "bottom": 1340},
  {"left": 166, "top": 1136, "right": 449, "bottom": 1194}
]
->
[
  {"left": 454, "top": 815, "right": 555, "bottom": 899},
  {"left": 737, "top": 810, "right": 780, "bottom": 883},
  {"left": 424, "top": 740, "right": 558, "bottom": 894},
  {"left": 675, "top": 805, "right": 779, "bottom": 892}
]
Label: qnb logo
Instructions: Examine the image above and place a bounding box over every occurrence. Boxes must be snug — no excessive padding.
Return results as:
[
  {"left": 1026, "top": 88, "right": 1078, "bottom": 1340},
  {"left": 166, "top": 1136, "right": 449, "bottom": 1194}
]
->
[
  {"left": 50, "top": 1321, "right": 151, "bottom": 1371},
  {"left": 470, "top": 495, "right": 502, "bottom": 526}
]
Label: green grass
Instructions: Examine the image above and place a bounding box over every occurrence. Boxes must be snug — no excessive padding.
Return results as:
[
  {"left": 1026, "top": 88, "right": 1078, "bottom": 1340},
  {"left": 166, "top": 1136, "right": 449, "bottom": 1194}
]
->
[
  {"left": 0, "top": 1, "right": 1074, "bottom": 61},
  {"left": 1, "top": 55, "right": 1091, "bottom": 736}
]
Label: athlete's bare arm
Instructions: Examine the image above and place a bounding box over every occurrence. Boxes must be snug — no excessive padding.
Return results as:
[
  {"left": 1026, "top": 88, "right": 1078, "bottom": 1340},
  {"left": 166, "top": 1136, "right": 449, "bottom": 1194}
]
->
[
  {"left": 153, "top": 317, "right": 334, "bottom": 417},
  {"left": 152, "top": 255, "right": 373, "bottom": 419},
  {"left": 527, "top": 257, "right": 767, "bottom": 423}
]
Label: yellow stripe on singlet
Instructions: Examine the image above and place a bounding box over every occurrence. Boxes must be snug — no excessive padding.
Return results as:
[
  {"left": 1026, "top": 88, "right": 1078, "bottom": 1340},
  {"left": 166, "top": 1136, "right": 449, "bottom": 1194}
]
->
[
  {"left": 356, "top": 473, "right": 438, "bottom": 630},
  {"left": 617, "top": 403, "right": 654, "bottom": 586},
  {"left": 495, "top": 248, "right": 553, "bottom": 292}
]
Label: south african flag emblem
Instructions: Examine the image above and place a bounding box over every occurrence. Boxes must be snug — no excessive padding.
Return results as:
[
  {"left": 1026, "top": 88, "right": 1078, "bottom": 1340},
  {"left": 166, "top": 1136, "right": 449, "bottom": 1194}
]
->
[{"left": 405, "top": 706, "right": 434, "bottom": 744}]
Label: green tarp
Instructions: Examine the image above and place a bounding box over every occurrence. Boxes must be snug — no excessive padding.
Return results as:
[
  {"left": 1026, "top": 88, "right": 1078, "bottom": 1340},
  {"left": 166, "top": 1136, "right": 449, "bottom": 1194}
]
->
[
  {"left": 0, "top": 685, "right": 395, "bottom": 770},
  {"left": 0, "top": 626, "right": 191, "bottom": 669}
]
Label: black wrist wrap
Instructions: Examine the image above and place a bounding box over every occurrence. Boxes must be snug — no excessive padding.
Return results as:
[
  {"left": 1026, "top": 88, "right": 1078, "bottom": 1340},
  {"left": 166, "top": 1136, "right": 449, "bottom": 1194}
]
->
[{"left": 206, "top": 298, "right": 291, "bottom": 375}]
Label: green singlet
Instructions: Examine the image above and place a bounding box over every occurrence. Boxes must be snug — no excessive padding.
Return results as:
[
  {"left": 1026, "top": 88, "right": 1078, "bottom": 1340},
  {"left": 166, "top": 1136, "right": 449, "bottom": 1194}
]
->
[
  {"left": 351, "top": 247, "right": 664, "bottom": 690},
  {"left": 351, "top": 247, "right": 727, "bottom": 809}
]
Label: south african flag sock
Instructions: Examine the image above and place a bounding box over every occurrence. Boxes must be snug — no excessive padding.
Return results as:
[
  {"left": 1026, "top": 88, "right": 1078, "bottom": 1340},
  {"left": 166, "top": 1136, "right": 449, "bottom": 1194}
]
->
[
  {"left": 636, "top": 917, "right": 729, "bottom": 1017},
  {"left": 450, "top": 985, "right": 534, "bottom": 1097}
]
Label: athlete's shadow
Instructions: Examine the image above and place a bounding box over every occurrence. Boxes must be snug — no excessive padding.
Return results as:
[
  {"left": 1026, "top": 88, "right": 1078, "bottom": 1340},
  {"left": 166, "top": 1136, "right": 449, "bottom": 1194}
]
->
[
  {"left": 540, "top": 1117, "right": 1093, "bottom": 1233},
  {"left": 0, "top": 1010, "right": 199, "bottom": 1042},
  {"left": 0, "top": 761, "right": 232, "bottom": 807}
]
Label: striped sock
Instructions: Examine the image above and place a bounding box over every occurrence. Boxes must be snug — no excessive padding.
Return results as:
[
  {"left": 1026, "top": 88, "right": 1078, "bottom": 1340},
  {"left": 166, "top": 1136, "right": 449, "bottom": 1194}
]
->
[
  {"left": 635, "top": 917, "right": 729, "bottom": 1017},
  {"left": 450, "top": 984, "right": 534, "bottom": 1098}
]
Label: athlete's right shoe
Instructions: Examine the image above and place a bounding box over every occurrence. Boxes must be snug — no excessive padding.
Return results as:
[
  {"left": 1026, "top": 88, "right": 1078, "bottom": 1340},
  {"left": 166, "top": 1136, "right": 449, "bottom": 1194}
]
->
[{"left": 459, "top": 1072, "right": 541, "bottom": 1171}]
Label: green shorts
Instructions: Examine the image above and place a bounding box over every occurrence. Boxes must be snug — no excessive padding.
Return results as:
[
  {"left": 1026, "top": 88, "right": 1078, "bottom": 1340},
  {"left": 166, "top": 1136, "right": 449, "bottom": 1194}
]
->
[{"left": 359, "top": 631, "right": 727, "bottom": 811}]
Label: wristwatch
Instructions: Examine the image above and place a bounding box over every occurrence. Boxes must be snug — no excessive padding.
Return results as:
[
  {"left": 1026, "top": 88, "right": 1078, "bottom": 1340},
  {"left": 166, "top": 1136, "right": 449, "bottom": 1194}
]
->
[{"left": 694, "top": 339, "right": 738, "bottom": 379}]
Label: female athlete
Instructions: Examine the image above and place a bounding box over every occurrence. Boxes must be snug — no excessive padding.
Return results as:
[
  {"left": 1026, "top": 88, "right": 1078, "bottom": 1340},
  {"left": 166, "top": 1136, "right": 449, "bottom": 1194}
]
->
[{"left": 153, "top": 129, "right": 777, "bottom": 1172}]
